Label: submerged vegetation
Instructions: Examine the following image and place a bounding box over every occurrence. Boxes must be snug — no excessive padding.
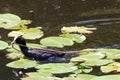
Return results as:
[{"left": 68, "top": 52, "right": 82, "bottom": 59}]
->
[{"left": 0, "top": 13, "right": 120, "bottom": 80}]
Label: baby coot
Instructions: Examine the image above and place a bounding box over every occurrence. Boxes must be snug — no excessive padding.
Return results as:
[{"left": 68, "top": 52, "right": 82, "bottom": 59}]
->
[{"left": 12, "top": 36, "right": 79, "bottom": 63}]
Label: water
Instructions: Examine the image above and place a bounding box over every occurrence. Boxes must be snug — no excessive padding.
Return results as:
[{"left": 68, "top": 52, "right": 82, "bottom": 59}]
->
[{"left": 0, "top": 0, "right": 120, "bottom": 80}]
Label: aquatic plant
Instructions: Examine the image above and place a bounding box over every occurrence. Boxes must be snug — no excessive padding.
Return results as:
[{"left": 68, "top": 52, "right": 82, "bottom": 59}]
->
[{"left": 0, "top": 13, "right": 120, "bottom": 80}]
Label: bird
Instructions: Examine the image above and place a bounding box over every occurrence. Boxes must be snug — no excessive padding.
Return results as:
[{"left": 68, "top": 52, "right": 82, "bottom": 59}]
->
[{"left": 11, "top": 36, "right": 79, "bottom": 63}]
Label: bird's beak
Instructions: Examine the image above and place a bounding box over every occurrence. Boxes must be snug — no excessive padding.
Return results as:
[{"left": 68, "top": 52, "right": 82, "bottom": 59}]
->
[{"left": 11, "top": 36, "right": 18, "bottom": 48}]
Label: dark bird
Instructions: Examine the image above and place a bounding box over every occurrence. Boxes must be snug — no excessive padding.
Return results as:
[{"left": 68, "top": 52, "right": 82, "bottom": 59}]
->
[{"left": 11, "top": 36, "right": 79, "bottom": 63}]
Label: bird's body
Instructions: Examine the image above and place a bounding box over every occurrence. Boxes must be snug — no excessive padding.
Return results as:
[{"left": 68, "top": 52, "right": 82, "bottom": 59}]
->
[{"left": 12, "top": 36, "right": 79, "bottom": 63}]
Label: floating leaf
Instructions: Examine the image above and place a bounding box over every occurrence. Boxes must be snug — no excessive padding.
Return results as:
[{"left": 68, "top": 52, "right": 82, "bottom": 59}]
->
[
  {"left": 78, "top": 65, "right": 93, "bottom": 73},
  {"left": 0, "top": 13, "right": 30, "bottom": 29},
  {"left": 6, "top": 59, "right": 37, "bottom": 69},
  {"left": 8, "top": 28, "right": 43, "bottom": 40},
  {"left": 36, "top": 63, "right": 77, "bottom": 74},
  {"left": 40, "top": 37, "right": 74, "bottom": 48},
  {"left": 6, "top": 52, "right": 21, "bottom": 59},
  {"left": 64, "top": 74, "right": 97, "bottom": 80},
  {"left": 71, "top": 52, "right": 105, "bottom": 62},
  {"left": 101, "top": 62, "right": 120, "bottom": 73},
  {"left": 60, "top": 34, "right": 86, "bottom": 43},
  {"left": 0, "top": 40, "right": 8, "bottom": 50},
  {"left": 81, "top": 59, "right": 113, "bottom": 66},
  {"left": 21, "top": 76, "right": 62, "bottom": 80},
  {"left": 91, "top": 75, "right": 120, "bottom": 80},
  {"left": 27, "top": 43, "right": 45, "bottom": 48},
  {"left": 98, "top": 48, "right": 120, "bottom": 59},
  {"left": 26, "top": 72, "right": 52, "bottom": 77},
  {"left": 61, "top": 26, "right": 96, "bottom": 34}
]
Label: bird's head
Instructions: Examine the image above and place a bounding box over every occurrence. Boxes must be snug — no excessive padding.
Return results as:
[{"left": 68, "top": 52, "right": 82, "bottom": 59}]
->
[{"left": 11, "top": 36, "right": 26, "bottom": 46}]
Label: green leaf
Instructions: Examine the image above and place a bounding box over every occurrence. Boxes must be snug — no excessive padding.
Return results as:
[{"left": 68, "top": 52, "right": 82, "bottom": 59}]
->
[
  {"left": 0, "top": 13, "right": 31, "bottom": 29},
  {"left": 61, "top": 26, "right": 96, "bottom": 34},
  {"left": 6, "top": 59, "right": 37, "bottom": 69},
  {"left": 81, "top": 59, "right": 113, "bottom": 66},
  {"left": 91, "top": 75, "right": 120, "bottom": 80},
  {"left": 40, "top": 37, "right": 74, "bottom": 48},
  {"left": 21, "top": 77, "right": 62, "bottom": 80},
  {"left": 36, "top": 63, "right": 77, "bottom": 74},
  {"left": 0, "top": 40, "right": 8, "bottom": 50},
  {"left": 101, "top": 62, "right": 120, "bottom": 73},
  {"left": 27, "top": 43, "right": 45, "bottom": 48},
  {"left": 71, "top": 52, "right": 105, "bottom": 62},
  {"left": 8, "top": 28, "right": 44, "bottom": 40},
  {"left": 60, "top": 34, "right": 86, "bottom": 43},
  {"left": 64, "top": 74, "right": 97, "bottom": 80},
  {"left": 26, "top": 72, "right": 52, "bottom": 77},
  {"left": 98, "top": 48, "right": 120, "bottom": 59}
]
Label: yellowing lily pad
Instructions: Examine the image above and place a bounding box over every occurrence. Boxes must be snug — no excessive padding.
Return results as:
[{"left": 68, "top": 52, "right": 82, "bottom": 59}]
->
[
  {"left": 61, "top": 26, "right": 97, "bottom": 34},
  {"left": 0, "top": 40, "right": 8, "bottom": 50},
  {"left": 6, "top": 59, "right": 37, "bottom": 69},
  {"left": 8, "top": 28, "right": 44, "bottom": 40},
  {"left": 36, "top": 63, "right": 77, "bottom": 74},
  {"left": 40, "top": 37, "right": 74, "bottom": 48},
  {"left": 60, "top": 34, "right": 86, "bottom": 43},
  {"left": 91, "top": 75, "right": 120, "bottom": 80},
  {"left": 101, "top": 62, "right": 120, "bottom": 73}
]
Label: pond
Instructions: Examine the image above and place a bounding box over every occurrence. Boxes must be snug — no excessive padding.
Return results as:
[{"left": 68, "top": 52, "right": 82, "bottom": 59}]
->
[{"left": 0, "top": 0, "right": 120, "bottom": 80}]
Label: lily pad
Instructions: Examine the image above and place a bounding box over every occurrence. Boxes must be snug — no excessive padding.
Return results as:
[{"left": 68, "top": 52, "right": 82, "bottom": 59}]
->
[
  {"left": 99, "top": 48, "right": 120, "bottom": 59},
  {"left": 27, "top": 43, "right": 45, "bottom": 48},
  {"left": 6, "top": 52, "right": 21, "bottom": 59},
  {"left": 91, "top": 75, "right": 120, "bottom": 80},
  {"left": 0, "top": 13, "right": 30, "bottom": 29},
  {"left": 64, "top": 74, "right": 97, "bottom": 80},
  {"left": 26, "top": 72, "right": 52, "bottom": 77},
  {"left": 60, "top": 34, "right": 86, "bottom": 43},
  {"left": 8, "top": 28, "right": 44, "bottom": 40},
  {"left": 6, "top": 59, "right": 37, "bottom": 69},
  {"left": 61, "top": 26, "right": 96, "bottom": 34},
  {"left": 71, "top": 52, "right": 105, "bottom": 62},
  {"left": 21, "top": 76, "right": 62, "bottom": 80},
  {"left": 0, "top": 40, "right": 8, "bottom": 50},
  {"left": 36, "top": 63, "right": 77, "bottom": 74},
  {"left": 81, "top": 59, "right": 113, "bottom": 66},
  {"left": 101, "top": 62, "right": 120, "bottom": 73},
  {"left": 40, "top": 37, "right": 74, "bottom": 48}
]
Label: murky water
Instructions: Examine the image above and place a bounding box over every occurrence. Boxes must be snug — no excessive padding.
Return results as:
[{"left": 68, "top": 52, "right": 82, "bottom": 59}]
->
[{"left": 0, "top": 0, "right": 120, "bottom": 80}]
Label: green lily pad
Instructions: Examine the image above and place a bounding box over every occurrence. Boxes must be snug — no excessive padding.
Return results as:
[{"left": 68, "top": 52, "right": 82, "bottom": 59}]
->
[
  {"left": 61, "top": 26, "right": 96, "bottom": 34},
  {"left": 81, "top": 59, "right": 113, "bottom": 66},
  {"left": 0, "top": 13, "right": 30, "bottom": 29},
  {"left": 40, "top": 37, "right": 74, "bottom": 48},
  {"left": 101, "top": 62, "right": 120, "bottom": 73},
  {"left": 0, "top": 40, "right": 8, "bottom": 50},
  {"left": 91, "top": 75, "right": 120, "bottom": 80},
  {"left": 60, "top": 34, "right": 86, "bottom": 43},
  {"left": 6, "top": 52, "right": 21, "bottom": 59},
  {"left": 71, "top": 52, "right": 105, "bottom": 62},
  {"left": 27, "top": 43, "right": 45, "bottom": 48},
  {"left": 26, "top": 72, "right": 52, "bottom": 77},
  {"left": 6, "top": 59, "right": 37, "bottom": 69},
  {"left": 36, "top": 63, "right": 77, "bottom": 74},
  {"left": 8, "top": 28, "right": 44, "bottom": 40},
  {"left": 64, "top": 74, "right": 97, "bottom": 80},
  {"left": 21, "top": 76, "right": 62, "bottom": 80},
  {"left": 99, "top": 48, "right": 120, "bottom": 59}
]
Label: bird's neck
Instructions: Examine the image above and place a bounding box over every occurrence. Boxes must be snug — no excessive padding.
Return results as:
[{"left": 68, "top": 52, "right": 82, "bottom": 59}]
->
[{"left": 19, "top": 44, "right": 28, "bottom": 53}]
